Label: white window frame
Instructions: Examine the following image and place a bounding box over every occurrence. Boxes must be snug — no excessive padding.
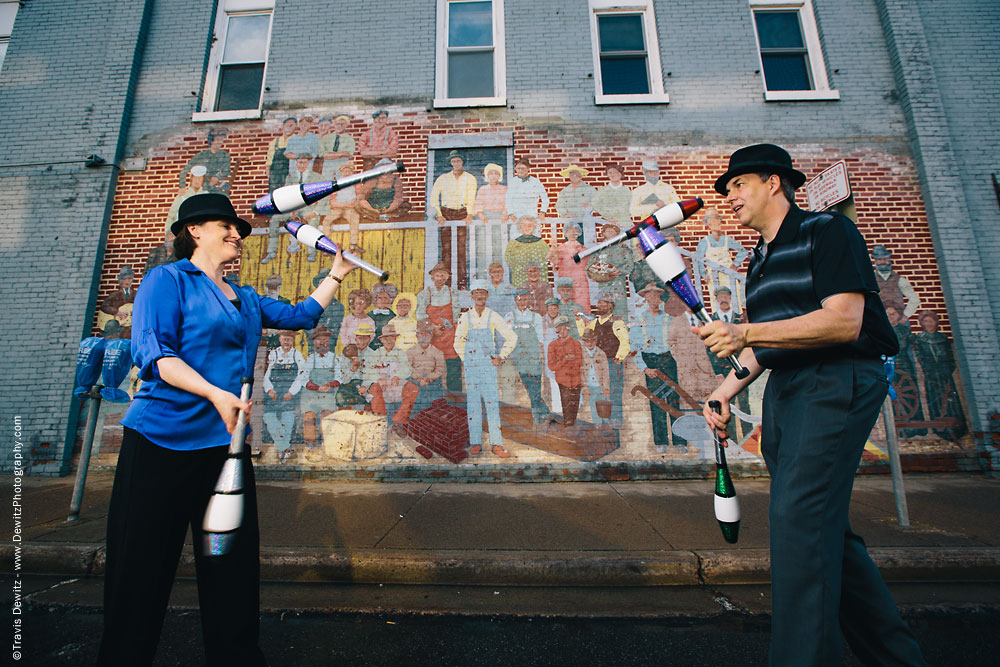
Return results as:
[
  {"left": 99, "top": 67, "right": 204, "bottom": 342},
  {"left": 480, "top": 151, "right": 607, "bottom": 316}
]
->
[
  {"left": 749, "top": 0, "right": 839, "bottom": 101},
  {"left": 0, "top": 1, "right": 19, "bottom": 74},
  {"left": 434, "top": 0, "right": 507, "bottom": 108},
  {"left": 193, "top": 0, "right": 274, "bottom": 122},
  {"left": 588, "top": 0, "right": 669, "bottom": 105}
]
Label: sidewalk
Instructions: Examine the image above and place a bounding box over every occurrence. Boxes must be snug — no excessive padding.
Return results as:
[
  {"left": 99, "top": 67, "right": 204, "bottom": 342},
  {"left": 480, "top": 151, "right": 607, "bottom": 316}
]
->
[{"left": 4, "top": 471, "right": 1000, "bottom": 586}]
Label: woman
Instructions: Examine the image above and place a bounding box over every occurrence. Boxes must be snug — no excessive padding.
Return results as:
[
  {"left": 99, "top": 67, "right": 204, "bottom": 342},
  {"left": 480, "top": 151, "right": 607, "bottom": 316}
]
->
[
  {"left": 472, "top": 163, "right": 508, "bottom": 276},
  {"left": 546, "top": 222, "right": 590, "bottom": 314},
  {"left": 98, "top": 193, "right": 355, "bottom": 666}
]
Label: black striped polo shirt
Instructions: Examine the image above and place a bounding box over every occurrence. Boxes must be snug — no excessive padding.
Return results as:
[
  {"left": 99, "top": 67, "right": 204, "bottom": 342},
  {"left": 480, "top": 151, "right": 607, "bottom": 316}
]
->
[{"left": 745, "top": 206, "right": 898, "bottom": 369}]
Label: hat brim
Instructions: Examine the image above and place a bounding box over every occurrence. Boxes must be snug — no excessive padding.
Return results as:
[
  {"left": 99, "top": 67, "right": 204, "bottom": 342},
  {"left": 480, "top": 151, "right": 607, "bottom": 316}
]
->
[
  {"left": 171, "top": 212, "right": 252, "bottom": 239},
  {"left": 714, "top": 163, "right": 806, "bottom": 195}
]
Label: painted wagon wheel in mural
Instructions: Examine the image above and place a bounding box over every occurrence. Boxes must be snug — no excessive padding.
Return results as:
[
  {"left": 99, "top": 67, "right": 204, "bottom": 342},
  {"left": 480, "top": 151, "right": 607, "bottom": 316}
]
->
[{"left": 891, "top": 369, "right": 919, "bottom": 422}]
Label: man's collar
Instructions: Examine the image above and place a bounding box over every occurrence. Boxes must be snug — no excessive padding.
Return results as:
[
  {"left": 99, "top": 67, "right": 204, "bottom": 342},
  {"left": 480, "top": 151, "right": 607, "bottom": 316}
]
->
[{"left": 769, "top": 205, "right": 806, "bottom": 246}]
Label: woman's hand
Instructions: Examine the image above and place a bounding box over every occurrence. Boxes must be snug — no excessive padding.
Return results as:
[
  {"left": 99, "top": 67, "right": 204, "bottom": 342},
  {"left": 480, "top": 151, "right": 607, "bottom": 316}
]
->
[{"left": 209, "top": 387, "right": 250, "bottom": 434}]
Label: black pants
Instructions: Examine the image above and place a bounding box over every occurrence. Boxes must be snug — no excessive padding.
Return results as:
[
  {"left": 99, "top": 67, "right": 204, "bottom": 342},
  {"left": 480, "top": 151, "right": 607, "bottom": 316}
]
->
[
  {"left": 98, "top": 428, "right": 266, "bottom": 666},
  {"left": 762, "top": 359, "right": 924, "bottom": 667}
]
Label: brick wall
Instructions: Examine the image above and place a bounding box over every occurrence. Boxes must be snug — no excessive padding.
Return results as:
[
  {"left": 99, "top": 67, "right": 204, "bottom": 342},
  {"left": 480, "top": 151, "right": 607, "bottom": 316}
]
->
[{"left": 96, "top": 112, "right": 950, "bottom": 340}]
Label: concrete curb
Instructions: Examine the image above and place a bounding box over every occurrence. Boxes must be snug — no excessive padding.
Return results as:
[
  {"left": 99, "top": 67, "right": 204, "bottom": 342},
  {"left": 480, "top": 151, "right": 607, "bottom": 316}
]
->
[{"left": 5, "top": 544, "right": 1000, "bottom": 586}]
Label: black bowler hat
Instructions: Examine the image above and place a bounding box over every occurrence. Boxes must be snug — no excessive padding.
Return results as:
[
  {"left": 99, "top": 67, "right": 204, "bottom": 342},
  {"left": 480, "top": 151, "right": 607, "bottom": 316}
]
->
[
  {"left": 171, "top": 193, "right": 252, "bottom": 238},
  {"left": 714, "top": 144, "right": 807, "bottom": 195}
]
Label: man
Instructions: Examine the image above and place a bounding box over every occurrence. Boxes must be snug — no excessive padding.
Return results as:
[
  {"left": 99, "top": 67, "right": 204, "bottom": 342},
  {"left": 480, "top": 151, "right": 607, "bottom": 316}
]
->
[
  {"left": 415, "top": 262, "right": 462, "bottom": 391},
  {"left": 407, "top": 319, "right": 447, "bottom": 415},
  {"left": 319, "top": 162, "right": 362, "bottom": 253},
  {"left": 178, "top": 127, "right": 231, "bottom": 193},
  {"left": 283, "top": 115, "right": 319, "bottom": 173},
  {"left": 359, "top": 323, "right": 419, "bottom": 438},
  {"left": 101, "top": 266, "right": 136, "bottom": 319},
  {"left": 695, "top": 207, "right": 749, "bottom": 313},
  {"left": 263, "top": 330, "right": 307, "bottom": 464},
  {"left": 358, "top": 157, "right": 411, "bottom": 224},
  {"left": 454, "top": 279, "right": 517, "bottom": 457},
  {"left": 578, "top": 292, "right": 629, "bottom": 426},
  {"left": 505, "top": 157, "right": 549, "bottom": 222},
  {"left": 872, "top": 244, "right": 920, "bottom": 322},
  {"left": 586, "top": 221, "right": 633, "bottom": 318},
  {"left": 547, "top": 317, "right": 583, "bottom": 427},
  {"left": 630, "top": 282, "right": 679, "bottom": 450},
  {"left": 579, "top": 329, "right": 610, "bottom": 425},
  {"left": 711, "top": 286, "right": 742, "bottom": 324},
  {"left": 629, "top": 159, "right": 679, "bottom": 221},
  {"left": 506, "top": 288, "right": 548, "bottom": 426},
  {"left": 555, "top": 164, "right": 597, "bottom": 245},
  {"left": 555, "top": 276, "right": 583, "bottom": 325},
  {"left": 144, "top": 230, "right": 177, "bottom": 273},
  {"left": 317, "top": 114, "right": 355, "bottom": 180},
  {"left": 265, "top": 116, "right": 298, "bottom": 191},
  {"left": 357, "top": 109, "right": 399, "bottom": 169},
  {"left": 520, "top": 262, "right": 552, "bottom": 316},
  {"left": 590, "top": 162, "right": 631, "bottom": 225},
  {"left": 307, "top": 269, "right": 345, "bottom": 355},
  {"left": 698, "top": 144, "right": 924, "bottom": 666},
  {"left": 261, "top": 154, "right": 326, "bottom": 264},
  {"left": 261, "top": 274, "right": 291, "bottom": 354},
  {"left": 300, "top": 326, "right": 339, "bottom": 455},
  {"left": 164, "top": 165, "right": 212, "bottom": 233},
  {"left": 430, "top": 149, "right": 477, "bottom": 290}
]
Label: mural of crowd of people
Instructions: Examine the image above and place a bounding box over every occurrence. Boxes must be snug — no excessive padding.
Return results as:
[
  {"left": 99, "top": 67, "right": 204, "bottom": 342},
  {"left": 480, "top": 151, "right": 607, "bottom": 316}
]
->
[{"left": 91, "top": 110, "right": 970, "bottom": 468}]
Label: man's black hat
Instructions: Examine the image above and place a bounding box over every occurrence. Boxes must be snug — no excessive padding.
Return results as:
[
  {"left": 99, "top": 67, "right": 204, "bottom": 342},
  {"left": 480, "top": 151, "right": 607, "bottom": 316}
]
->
[
  {"left": 714, "top": 144, "right": 807, "bottom": 195},
  {"left": 171, "top": 193, "right": 252, "bottom": 238}
]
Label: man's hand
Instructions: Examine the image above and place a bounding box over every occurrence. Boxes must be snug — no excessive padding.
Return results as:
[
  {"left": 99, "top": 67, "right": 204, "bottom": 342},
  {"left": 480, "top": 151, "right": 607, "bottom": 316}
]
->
[
  {"left": 267, "top": 389, "right": 277, "bottom": 400},
  {"left": 695, "top": 321, "right": 749, "bottom": 359},
  {"left": 703, "top": 390, "right": 732, "bottom": 443},
  {"left": 643, "top": 368, "right": 658, "bottom": 378},
  {"left": 282, "top": 392, "right": 293, "bottom": 401}
]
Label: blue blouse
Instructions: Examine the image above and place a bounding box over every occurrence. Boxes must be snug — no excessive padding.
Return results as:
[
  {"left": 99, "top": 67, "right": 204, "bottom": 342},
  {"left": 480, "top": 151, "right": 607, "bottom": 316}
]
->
[{"left": 121, "top": 258, "right": 323, "bottom": 450}]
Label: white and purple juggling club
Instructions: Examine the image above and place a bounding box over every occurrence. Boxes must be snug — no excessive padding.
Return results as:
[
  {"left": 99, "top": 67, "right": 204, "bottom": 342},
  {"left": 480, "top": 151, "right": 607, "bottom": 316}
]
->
[
  {"left": 638, "top": 225, "right": 750, "bottom": 379},
  {"left": 573, "top": 197, "right": 704, "bottom": 263},
  {"left": 203, "top": 377, "right": 252, "bottom": 557},
  {"left": 252, "top": 160, "right": 404, "bottom": 216},
  {"left": 285, "top": 220, "right": 389, "bottom": 281}
]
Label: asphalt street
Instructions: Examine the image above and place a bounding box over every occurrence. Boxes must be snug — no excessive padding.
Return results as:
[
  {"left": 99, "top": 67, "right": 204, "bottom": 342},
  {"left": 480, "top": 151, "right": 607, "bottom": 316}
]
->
[{"left": 7, "top": 575, "right": 1000, "bottom": 666}]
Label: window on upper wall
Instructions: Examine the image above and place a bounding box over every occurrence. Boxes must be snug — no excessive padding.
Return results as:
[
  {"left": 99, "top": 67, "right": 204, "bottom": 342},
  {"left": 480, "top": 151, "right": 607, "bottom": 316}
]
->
[
  {"left": 194, "top": 0, "right": 274, "bottom": 121},
  {"left": 434, "top": 0, "right": 506, "bottom": 108},
  {"left": 588, "top": 0, "right": 669, "bottom": 105},
  {"left": 749, "top": 0, "right": 839, "bottom": 101},
  {"left": 0, "top": 1, "right": 19, "bottom": 73}
]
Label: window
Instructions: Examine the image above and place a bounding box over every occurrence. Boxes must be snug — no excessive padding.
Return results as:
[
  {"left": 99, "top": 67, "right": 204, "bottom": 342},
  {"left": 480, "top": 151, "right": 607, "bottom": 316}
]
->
[
  {"left": 0, "top": 1, "right": 19, "bottom": 73},
  {"left": 589, "top": 0, "right": 669, "bottom": 105},
  {"left": 749, "top": 0, "right": 838, "bottom": 101},
  {"left": 434, "top": 0, "right": 506, "bottom": 108},
  {"left": 194, "top": 0, "right": 274, "bottom": 121}
]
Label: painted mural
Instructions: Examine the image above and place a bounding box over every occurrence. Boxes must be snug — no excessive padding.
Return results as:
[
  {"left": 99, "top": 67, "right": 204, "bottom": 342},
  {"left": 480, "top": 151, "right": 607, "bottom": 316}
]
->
[{"left": 84, "top": 109, "right": 974, "bottom": 476}]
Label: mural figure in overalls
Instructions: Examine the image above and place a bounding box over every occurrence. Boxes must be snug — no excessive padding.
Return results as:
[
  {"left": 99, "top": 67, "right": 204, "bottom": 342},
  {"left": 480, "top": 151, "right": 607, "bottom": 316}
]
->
[
  {"left": 263, "top": 329, "right": 306, "bottom": 463},
  {"left": 694, "top": 207, "right": 749, "bottom": 313},
  {"left": 300, "top": 325, "right": 338, "bottom": 459},
  {"left": 454, "top": 279, "right": 518, "bottom": 458},
  {"left": 630, "top": 282, "right": 679, "bottom": 450},
  {"left": 506, "top": 288, "right": 549, "bottom": 426}
]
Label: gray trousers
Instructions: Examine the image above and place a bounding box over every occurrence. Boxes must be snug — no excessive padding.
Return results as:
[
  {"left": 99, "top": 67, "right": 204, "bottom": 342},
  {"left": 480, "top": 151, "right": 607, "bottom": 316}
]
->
[{"left": 761, "top": 358, "right": 925, "bottom": 667}]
